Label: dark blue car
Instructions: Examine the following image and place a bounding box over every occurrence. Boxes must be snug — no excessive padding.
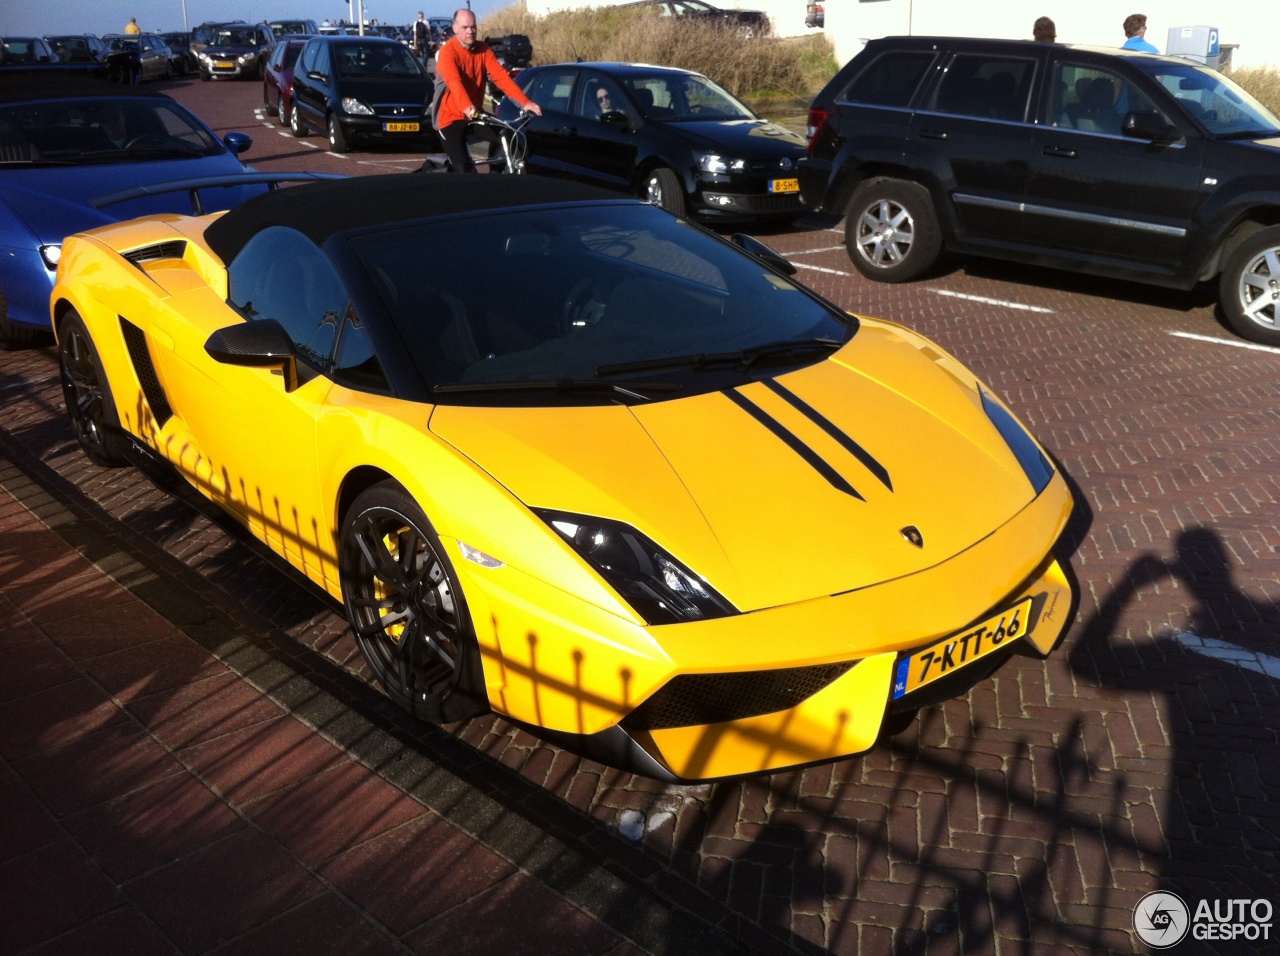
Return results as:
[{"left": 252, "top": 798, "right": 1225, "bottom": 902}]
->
[{"left": 0, "top": 76, "right": 261, "bottom": 348}]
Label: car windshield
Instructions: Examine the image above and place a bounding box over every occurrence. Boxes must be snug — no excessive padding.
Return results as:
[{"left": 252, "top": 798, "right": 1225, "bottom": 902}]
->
[
  {"left": 623, "top": 72, "right": 755, "bottom": 122},
  {"left": 271, "top": 22, "right": 309, "bottom": 37},
  {"left": 349, "top": 203, "right": 851, "bottom": 404},
  {"left": 333, "top": 43, "right": 421, "bottom": 76},
  {"left": 213, "top": 29, "right": 259, "bottom": 46},
  {"left": 0, "top": 98, "right": 222, "bottom": 165},
  {"left": 1138, "top": 61, "right": 1280, "bottom": 138}
]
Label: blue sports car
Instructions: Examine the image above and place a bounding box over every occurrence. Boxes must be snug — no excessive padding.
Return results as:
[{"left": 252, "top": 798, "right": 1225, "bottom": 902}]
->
[{"left": 0, "top": 75, "right": 272, "bottom": 348}]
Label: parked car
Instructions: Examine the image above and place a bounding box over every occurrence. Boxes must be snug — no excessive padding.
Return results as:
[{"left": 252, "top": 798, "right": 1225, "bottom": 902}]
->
[
  {"left": 805, "top": 2, "right": 824, "bottom": 28},
  {"left": 485, "top": 33, "right": 532, "bottom": 70},
  {"left": 190, "top": 21, "right": 237, "bottom": 58},
  {"left": 44, "top": 35, "right": 107, "bottom": 64},
  {"left": 428, "top": 17, "right": 453, "bottom": 46},
  {"left": 267, "top": 19, "right": 319, "bottom": 39},
  {"left": 263, "top": 35, "right": 308, "bottom": 126},
  {"left": 0, "top": 76, "right": 266, "bottom": 347},
  {"left": 52, "top": 173, "right": 1077, "bottom": 780},
  {"left": 497, "top": 63, "right": 806, "bottom": 222},
  {"left": 799, "top": 36, "right": 1280, "bottom": 346},
  {"left": 288, "top": 35, "right": 436, "bottom": 153},
  {"left": 197, "top": 22, "right": 275, "bottom": 80},
  {"left": 617, "top": 0, "right": 770, "bottom": 37},
  {"left": 101, "top": 34, "right": 174, "bottom": 82},
  {"left": 1, "top": 37, "right": 58, "bottom": 66},
  {"left": 159, "top": 32, "right": 195, "bottom": 74}
]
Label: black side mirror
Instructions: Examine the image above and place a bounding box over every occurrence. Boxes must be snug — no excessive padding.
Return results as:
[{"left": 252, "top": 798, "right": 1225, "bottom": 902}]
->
[
  {"left": 205, "top": 319, "right": 300, "bottom": 392},
  {"left": 730, "top": 233, "right": 797, "bottom": 276},
  {"left": 1123, "top": 110, "right": 1179, "bottom": 143}
]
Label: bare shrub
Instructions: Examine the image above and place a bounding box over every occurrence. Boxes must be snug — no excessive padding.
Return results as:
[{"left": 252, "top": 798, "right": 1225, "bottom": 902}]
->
[{"left": 1229, "top": 65, "right": 1280, "bottom": 118}]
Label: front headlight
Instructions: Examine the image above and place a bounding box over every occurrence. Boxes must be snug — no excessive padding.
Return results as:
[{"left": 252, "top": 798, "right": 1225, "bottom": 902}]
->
[
  {"left": 39, "top": 244, "right": 61, "bottom": 270},
  {"left": 536, "top": 509, "right": 737, "bottom": 626},
  {"left": 341, "top": 97, "right": 375, "bottom": 116},
  {"left": 981, "top": 390, "right": 1054, "bottom": 494},
  {"left": 238, "top": 52, "right": 254, "bottom": 63},
  {"left": 694, "top": 151, "right": 747, "bottom": 174}
]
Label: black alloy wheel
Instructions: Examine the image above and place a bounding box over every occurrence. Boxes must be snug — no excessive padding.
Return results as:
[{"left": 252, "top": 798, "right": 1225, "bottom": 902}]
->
[
  {"left": 339, "top": 482, "right": 488, "bottom": 724},
  {"left": 58, "top": 310, "right": 129, "bottom": 467},
  {"left": 643, "top": 167, "right": 686, "bottom": 217}
]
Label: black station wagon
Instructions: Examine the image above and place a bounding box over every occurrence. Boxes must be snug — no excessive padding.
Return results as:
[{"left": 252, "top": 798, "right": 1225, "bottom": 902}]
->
[{"left": 799, "top": 37, "right": 1280, "bottom": 346}]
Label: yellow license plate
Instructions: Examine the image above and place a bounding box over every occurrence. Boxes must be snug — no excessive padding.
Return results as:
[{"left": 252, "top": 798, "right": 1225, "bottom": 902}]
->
[
  {"left": 383, "top": 122, "right": 420, "bottom": 132},
  {"left": 769, "top": 178, "right": 799, "bottom": 193},
  {"left": 891, "top": 597, "right": 1033, "bottom": 700},
  {"left": 216, "top": 61, "right": 235, "bottom": 69}
]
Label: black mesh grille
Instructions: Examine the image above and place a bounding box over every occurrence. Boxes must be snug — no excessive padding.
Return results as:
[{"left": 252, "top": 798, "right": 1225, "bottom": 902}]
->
[
  {"left": 119, "top": 318, "right": 173, "bottom": 427},
  {"left": 745, "top": 193, "right": 804, "bottom": 214},
  {"left": 623, "top": 661, "right": 856, "bottom": 731},
  {"left": 123, "top": 241, "right": 187, "bottom": 266}
]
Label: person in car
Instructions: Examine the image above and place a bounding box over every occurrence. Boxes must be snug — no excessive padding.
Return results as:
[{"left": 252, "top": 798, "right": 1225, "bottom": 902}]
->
[{"left": 433, "top": 8, "right": 542, "bottom": 173}]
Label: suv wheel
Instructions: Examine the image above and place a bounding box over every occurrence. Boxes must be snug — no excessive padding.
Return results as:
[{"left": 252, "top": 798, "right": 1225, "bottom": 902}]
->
[
  {"left": 290, "top": 100, "right": 307, "bottom": 137},
  {"left": 845, "top": 179, "right": 941, "bottom": 283},
  {"left": 1220, "top": 225, "right": 1280, "bottom": 347}
]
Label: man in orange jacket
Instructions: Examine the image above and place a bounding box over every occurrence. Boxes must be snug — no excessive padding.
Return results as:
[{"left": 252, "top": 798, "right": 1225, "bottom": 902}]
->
[{"left": 434, "top": 8, "right": 542, "bottom": 172}]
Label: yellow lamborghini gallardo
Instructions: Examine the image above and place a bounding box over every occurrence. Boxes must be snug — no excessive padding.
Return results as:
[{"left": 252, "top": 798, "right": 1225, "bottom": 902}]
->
[{"left": 52, "top": 175, "right": 1076, "bottom": 780}]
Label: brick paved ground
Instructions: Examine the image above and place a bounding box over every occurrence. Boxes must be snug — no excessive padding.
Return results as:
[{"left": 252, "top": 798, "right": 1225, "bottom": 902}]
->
[{"left": 2, "top": 88, "right": 1279, "bottom": 952}]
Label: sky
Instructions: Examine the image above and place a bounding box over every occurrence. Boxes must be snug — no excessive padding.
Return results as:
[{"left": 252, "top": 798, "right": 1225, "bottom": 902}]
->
[{"left": 1, "top": 0, "right": 503, "bottom": 37}]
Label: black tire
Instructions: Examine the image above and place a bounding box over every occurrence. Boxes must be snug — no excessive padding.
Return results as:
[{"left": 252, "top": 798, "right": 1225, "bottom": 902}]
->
[
  {"left": 642, "top": 167, "right": 686, "bottom": 217},
  {"left": 339, "top": 482, "right": 488, "bottom": 724},
  {"left": 328, "top": 114, "right": 348, "bottom": 153},
  {"left": 844, "top": 178, "right": 942, "bottom": 283},
  {"left": 290, "top": 100, "right": 307, "bottom": 137},
  {"left": 263, "top": 83, "right": 275, "bottom": 117},
  {"left": 1219, "top": 225, "right": 1280, "bottom": 347},
  {"left": 0, "top": 287, "right": 47, "bottom": 351},
  {"left": 58, "top": 311, "right": 130, "bottom": 467}
]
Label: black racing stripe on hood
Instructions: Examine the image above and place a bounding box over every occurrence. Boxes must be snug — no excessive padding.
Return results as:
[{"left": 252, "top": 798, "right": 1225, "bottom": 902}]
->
[
  {"left": 723, "top": 388, "right": 864, "bottom": 501},
  {"left": 761, "top": 378, "right": 893, "bottom": 492}
]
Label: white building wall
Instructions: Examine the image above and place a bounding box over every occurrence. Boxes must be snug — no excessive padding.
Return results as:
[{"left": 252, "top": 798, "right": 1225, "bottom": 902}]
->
[{"left": 823, "top": 0, "right": 1276, "bottom": 71}]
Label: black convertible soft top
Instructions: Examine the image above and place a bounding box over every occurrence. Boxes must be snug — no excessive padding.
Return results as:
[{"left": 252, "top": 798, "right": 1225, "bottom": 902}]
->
[{"left": 204, "top": 174, "right": 628, "bottom": 264}]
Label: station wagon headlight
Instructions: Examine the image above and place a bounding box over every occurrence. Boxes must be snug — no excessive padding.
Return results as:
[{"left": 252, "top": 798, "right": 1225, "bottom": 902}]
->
[
  {"left": 982, "top": 390, "right": 1054, "bottom": 494},
  {"left": 341, "top": 97, "right": 375, "bottom": 116},
  {"left": 695, "top": 151, "right": 747, "bottom": 174},
  {"left": 536, "top": 509, "right": 737, "bottom": 626},
  {"left": 238, "top": 52, "right": 255, "bottom": 63}
]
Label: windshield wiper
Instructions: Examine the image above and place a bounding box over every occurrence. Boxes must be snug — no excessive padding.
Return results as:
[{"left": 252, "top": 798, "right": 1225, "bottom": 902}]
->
[
  {"left": 433, "top": 379, "right": 682, "bottom": 403},
  {"left": 595, "top": 337, "right": 844, "bottom": 378},
  {"left": 1215, "top": 129, "right": 1280, "bottom": 141}
]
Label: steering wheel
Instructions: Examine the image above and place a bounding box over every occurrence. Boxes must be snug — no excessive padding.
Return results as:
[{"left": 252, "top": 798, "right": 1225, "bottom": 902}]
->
[{"left": 123, "top": 134, "right": 166, "bottom": 149}]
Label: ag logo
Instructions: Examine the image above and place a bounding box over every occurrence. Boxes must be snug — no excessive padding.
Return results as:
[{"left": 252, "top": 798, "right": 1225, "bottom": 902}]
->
[
  {"left": 1134, "top": 891, "right": 1190, "bottom": 948},
  {"left": 900, "top": 526, "right": 924, "bottom": 548}
]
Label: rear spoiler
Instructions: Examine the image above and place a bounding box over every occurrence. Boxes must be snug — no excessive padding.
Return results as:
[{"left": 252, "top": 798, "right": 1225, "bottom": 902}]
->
[{"left": 90, "top": 171, "right": 348, "bottom": 214}]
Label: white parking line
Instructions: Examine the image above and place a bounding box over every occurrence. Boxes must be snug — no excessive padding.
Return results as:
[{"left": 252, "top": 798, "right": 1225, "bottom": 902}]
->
[
  {"left": 1173, "top": 631, "right": 1280, "bottom": 680},
  {"left": 932, "top": 289, "right": 1055, "bottom": 313},
  {"left": 1167, "top": 330, "right": 1280, "bottom": 354},
  {"left": 794, "top": 263, "right": 853, "bottom": 276},
  {"left": 789, "top": 245, "right": 845, "bottom": 256}
]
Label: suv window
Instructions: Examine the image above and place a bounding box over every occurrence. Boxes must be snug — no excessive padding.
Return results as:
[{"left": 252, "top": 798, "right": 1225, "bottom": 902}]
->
[
  {"left": 932, "top": 55, "right": 1035, "bottom": 122},
  {"left": 1051, "top": 63, "right": 1158, "bottom": 135},
  {"left": 842, "top": 51, "right": 935, "bottom": 108}
]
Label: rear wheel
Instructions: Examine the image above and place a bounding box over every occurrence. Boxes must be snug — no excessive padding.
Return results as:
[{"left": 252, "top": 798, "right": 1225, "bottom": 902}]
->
[
  {"left": 262, "top": 82, "right": 276, "bottom": 117},
  {"left": 339, "top": 483, "right": 488, "bottom": 724},
  {"left": 58, "top": 311, "right": 130, "bottom": 467},
  {"left": 643, "top": 167, "right": 686, "bottom": 217},
  {"left": 328, "top": 114, "right": 348, "bottom": 153},
  {"left": 1220, "top": 225, "right": 1280, "bottom": 347},
  {"left": 845, "top": 178, "right": 941, "bottom": 283},
  {"left": 290, "top": 100, "right": 307, "bottom": 137}
]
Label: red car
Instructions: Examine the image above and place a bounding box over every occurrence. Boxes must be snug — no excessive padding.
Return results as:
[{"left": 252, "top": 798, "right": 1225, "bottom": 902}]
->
[{"left": 262, "top": 34, "right": 308, "bottom": 125}]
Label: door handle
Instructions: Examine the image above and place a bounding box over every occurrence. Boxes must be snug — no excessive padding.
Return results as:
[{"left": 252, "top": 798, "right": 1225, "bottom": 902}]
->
[
  {"left": 1042, "top": 145, "right": 1078, "bottom": 159},
  {"left": 918, "top": 129, "right": 948, "bottom": 140}
]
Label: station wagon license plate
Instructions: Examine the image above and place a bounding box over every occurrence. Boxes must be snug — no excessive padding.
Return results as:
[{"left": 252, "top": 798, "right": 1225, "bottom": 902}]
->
[
  {"left": 383, "top": 122, "right": 420, "bottom": 132},
  {"left": 216, "top": 61, "right": 234, "bottom": 69},
  {"left": 769, "top": 178, "right": 799, "bottom": 194},
  {"left": 891, "top": 597, "right": 1033, "bottom": 700}
]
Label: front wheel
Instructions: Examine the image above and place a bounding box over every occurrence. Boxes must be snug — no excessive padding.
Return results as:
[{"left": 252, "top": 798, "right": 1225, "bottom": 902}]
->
[
  {"left": 1220, "top": 225, "right": 1280, "bottom": 347},
  {"left": 339, "top": 483, "right": 488, "bottom": 724},
  {"left": 643, "top": 167, "right": 686, "bottom": 217},
  {"left": 58, "top": 311, "right": 130, "bottom": 467},
  {"left": 328, "top": 114, "right": 348, "bottom": 153},
  {"left": 845, "top": 178, "right": 941, "bottom": 283},
  {"left": 290, "top": 100, "right": 307, "bottom": 137}
]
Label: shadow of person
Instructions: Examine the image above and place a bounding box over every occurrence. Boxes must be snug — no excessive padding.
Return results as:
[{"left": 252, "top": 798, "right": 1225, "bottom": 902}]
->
[{"left": 1069, "top": 525, "right": 1280, "bottom": 936}]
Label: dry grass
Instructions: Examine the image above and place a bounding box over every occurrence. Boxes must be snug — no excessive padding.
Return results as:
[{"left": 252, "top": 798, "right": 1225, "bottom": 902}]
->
[
  {"left": 1229, "top": 66, "right": 1280, "bottom": 117},
  {"left": 479, "top": 2, "right": 837, "bottom": 102}
]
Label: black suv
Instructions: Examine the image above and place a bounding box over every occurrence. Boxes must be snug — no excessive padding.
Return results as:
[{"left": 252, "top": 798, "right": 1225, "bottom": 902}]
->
[{"left": 799, "top": 37, "right": 1280, "bottom": 346}]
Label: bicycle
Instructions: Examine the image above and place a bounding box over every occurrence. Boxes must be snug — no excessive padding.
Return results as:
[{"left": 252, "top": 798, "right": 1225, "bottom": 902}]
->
[{"left": 418, "top": 111, "right": 530, "bottom": 174}]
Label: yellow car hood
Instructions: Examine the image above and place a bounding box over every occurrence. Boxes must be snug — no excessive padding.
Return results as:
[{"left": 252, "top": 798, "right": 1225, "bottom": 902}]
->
[{"left": 430, "top": 324, "right": 1043, "bottom": 613}]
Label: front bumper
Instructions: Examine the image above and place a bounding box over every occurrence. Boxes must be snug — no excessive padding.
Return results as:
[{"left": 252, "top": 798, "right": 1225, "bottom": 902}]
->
[
  {"left": 337, "top": 115, "right": 435, "bottom": 146},
  {"left": 203, "top": 57, "right": 259, "bottom": 79},
  {"left": 450, "top": 469, "right": 1077, "bottom": 780},
  {"left": 690, "top": 169, "right": 804, "bottom": 220}
]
